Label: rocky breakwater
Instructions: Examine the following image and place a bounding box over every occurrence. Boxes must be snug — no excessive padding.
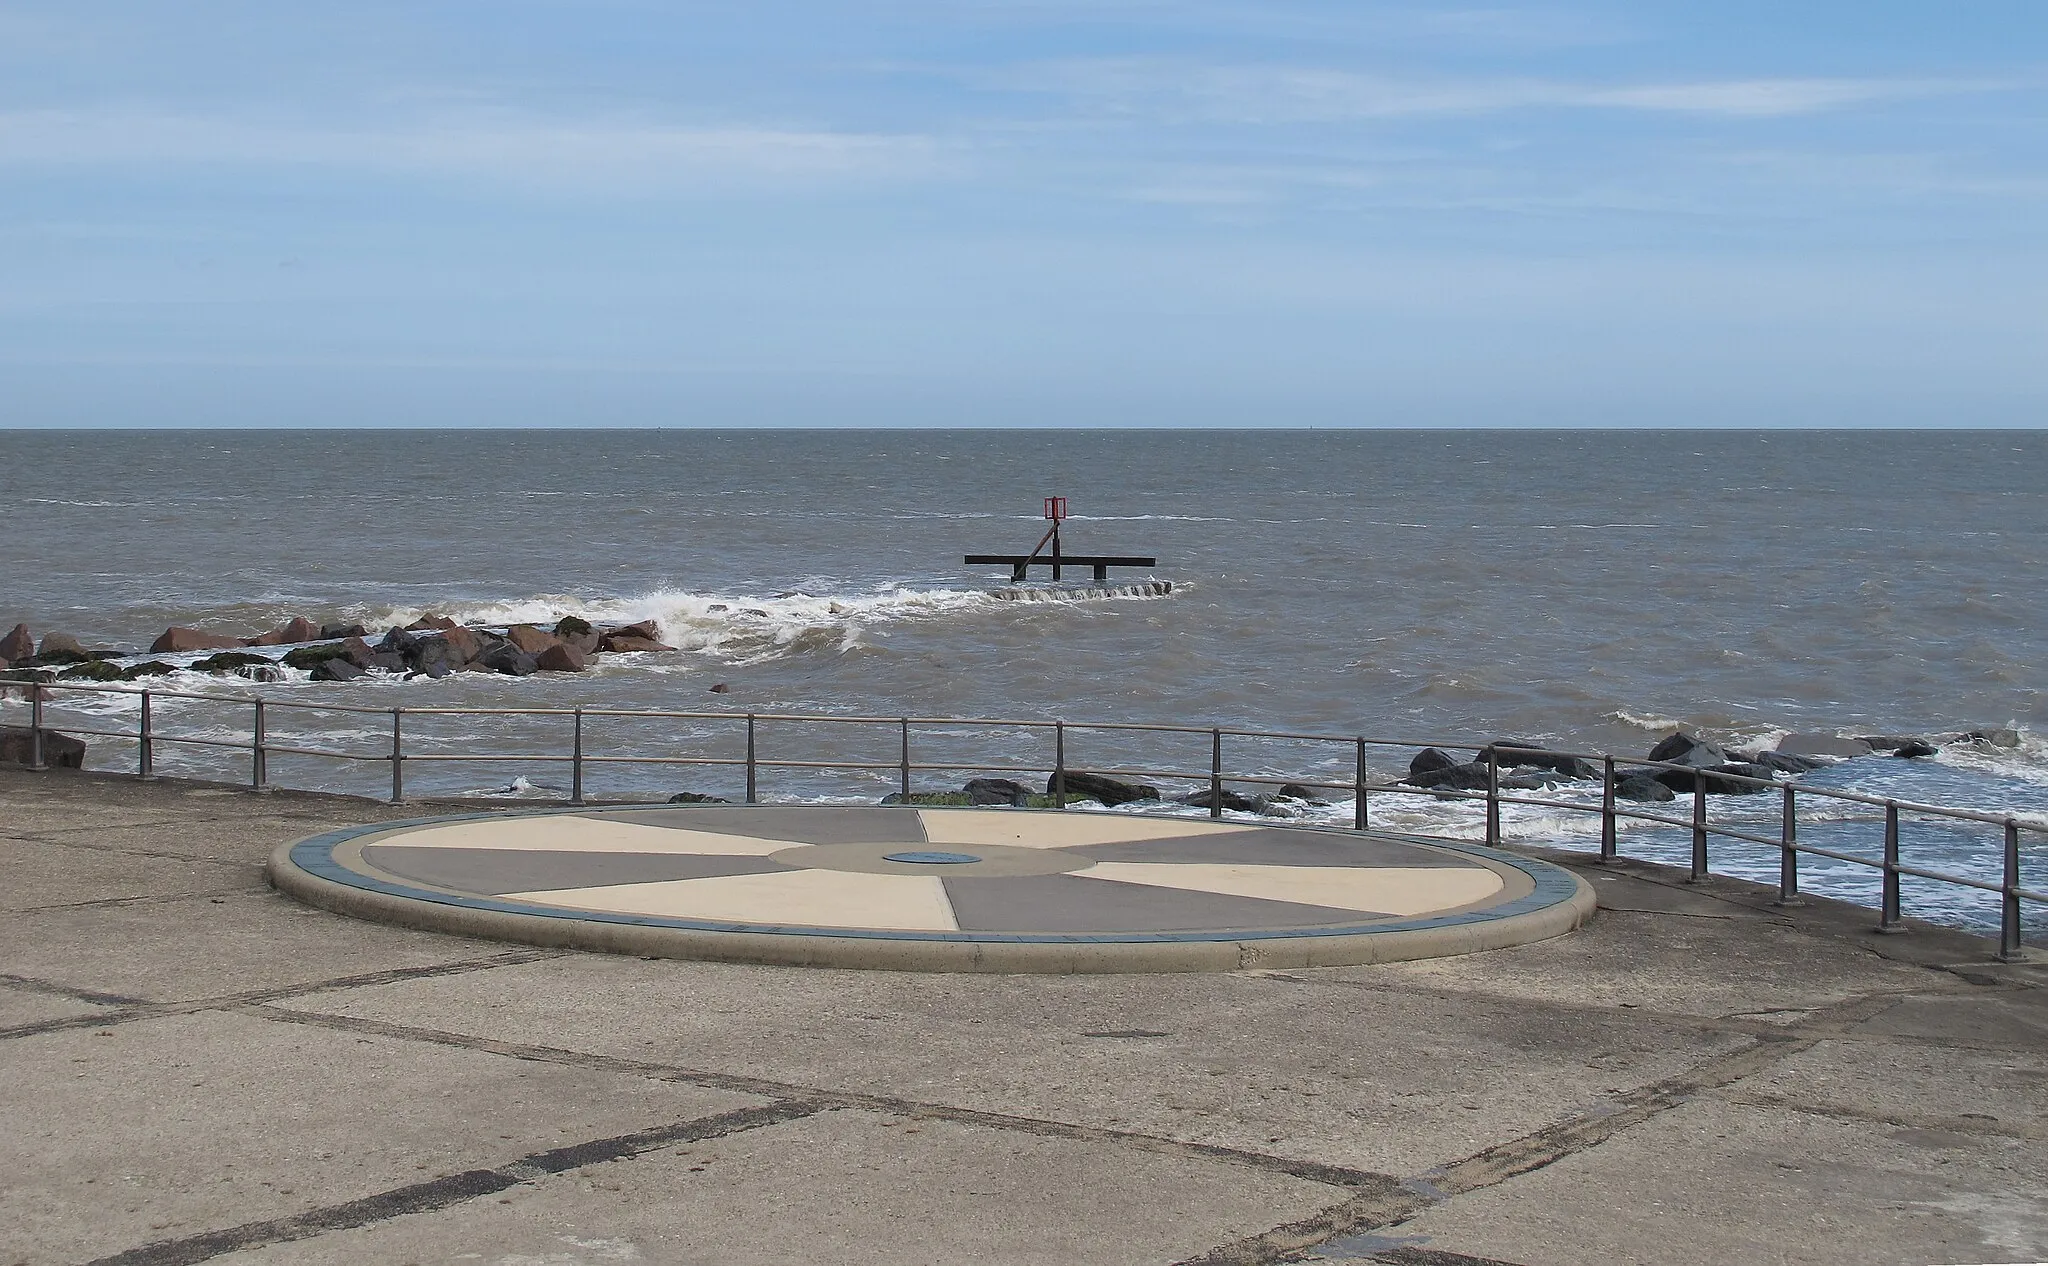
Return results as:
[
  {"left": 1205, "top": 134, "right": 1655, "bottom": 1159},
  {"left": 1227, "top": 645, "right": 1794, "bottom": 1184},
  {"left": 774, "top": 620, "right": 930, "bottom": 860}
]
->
[{"left": 0, "top": 615, "right": 676, "bottom": 688}]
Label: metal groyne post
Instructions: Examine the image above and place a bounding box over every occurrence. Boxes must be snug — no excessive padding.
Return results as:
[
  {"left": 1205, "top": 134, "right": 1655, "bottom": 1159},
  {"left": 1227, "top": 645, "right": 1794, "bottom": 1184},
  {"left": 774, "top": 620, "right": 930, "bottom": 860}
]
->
[
  {"left": 1599, "top": 755, "right": 1616, "bottom": 861},
  {"left": 1880, "top": 802, "right": 1904, "bottom": 932},
  {"left": 2000, "top": 820, "right": 2026, "bottom": 962}
]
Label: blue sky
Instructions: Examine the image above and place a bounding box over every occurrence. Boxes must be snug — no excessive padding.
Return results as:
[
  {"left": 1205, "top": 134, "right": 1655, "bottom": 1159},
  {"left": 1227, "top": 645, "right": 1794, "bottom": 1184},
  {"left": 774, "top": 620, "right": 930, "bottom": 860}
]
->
[{"left": 2, "top": 1, "right": 2042, "bottom": 427}]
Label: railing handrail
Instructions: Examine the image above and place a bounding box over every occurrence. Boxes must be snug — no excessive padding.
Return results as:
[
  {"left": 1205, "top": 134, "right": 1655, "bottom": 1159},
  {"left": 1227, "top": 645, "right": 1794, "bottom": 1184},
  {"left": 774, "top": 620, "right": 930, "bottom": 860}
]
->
[{"left": 4, "top": 676, "right": 2037, "bottom": 958}]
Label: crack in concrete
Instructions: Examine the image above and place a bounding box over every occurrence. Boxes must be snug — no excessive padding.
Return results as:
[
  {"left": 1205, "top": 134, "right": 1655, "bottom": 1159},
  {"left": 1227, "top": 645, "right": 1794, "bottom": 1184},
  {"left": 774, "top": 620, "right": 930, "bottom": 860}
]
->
[
  {"left": 81, "top": 1099, "right": 825, "bottom": 1266},
  {"left": 0, "top": 971, "right": 148, "bottom": 1008}
]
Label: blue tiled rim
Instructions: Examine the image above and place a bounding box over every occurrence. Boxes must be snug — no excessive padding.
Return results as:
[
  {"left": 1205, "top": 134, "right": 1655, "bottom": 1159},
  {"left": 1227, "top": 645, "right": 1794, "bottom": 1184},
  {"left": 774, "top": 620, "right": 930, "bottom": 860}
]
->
[{"left": 286, "top": 806, "right": 1585, "bottom": 946}]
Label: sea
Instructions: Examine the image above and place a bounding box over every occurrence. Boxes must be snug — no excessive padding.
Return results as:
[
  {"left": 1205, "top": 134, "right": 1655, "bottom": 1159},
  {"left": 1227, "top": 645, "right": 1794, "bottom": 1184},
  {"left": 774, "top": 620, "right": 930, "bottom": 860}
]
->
[{"left": 3, "top": 428, "right": 2044, "bottom": 943}]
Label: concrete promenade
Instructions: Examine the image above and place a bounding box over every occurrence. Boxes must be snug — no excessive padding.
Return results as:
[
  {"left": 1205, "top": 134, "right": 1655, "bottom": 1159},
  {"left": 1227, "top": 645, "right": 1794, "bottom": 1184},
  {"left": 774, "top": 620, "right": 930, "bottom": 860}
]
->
[{"left": 3, "top": 766, "right": 2045, "bottom": 1266}]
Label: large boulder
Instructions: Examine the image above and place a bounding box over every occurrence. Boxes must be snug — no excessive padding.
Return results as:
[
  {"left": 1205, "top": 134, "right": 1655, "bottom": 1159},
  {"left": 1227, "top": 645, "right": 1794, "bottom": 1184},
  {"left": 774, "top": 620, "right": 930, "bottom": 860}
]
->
[
  {"left": 0, "top": 726, "right": 86, "bottom": 768},
  {"left": 378, "top": 627, "right": 420, "bottom": 655},
  {"left": 281, "top": 642, "right": 357, "bottom": 669},
  {"left": 120, "top": 661, "right": 176, "bottom": 680},
  {"left": 150, "top": 626, "right": 244, "bottom": 654},
  {"left": 248, "top": 616, "right": 320, "bottom": 647},
  {"left": 1179, "top": 787, "right": 1258, "bottom": 812},
  {"left": 0, "top": 624, "right": 33, "bottom": 662},
  {"left": 1407, "top": 762, "right": 1492, "bottom": 791},
  {"left": 1962, "top": 728, "right": 2021, "bottom": 749},
  {"left": 442, "top": 626, "right": 483, "bottom": 665},
  {"left": 37, "top": 631, "right": 88, "bottom": 661},
  {"left": 1891, "top": 740, "right": 1939, "bottom": 759},
  {"left": 406, "top": 613, "right": 458, "bottom": 632},
  {"left": 1045, "top": 771, "right": 1158, "bottom": 806},
  {"left": 191, "top": 651, "right": 276, "bottom": 673},
  {"left": 1646, "top": 732, "right": 1729, "bottom": 769},
  {"left": 1652, "top": 762, "right": 1776, "bottom": 795},
  {"left": 1483, "top": 739, "right": 1596, "bottom": 780},
  {"left": 505, "top": 625, "right": 560, "bottom": 655},
  {"left": 1777, "top": 733, "right": 1875, "bottom": 759},
  {"left": 1753, "top": 750, "right": 1830, "bottom": 775},
  {"left": 610, "top": 619, "right": 661, "bottom": 642},
  {"left": 598, "top": 633, "right": 674, "bottom": 653},
  {"left": 320, "top": 622, "right": 369, "bottom": 641},
  {"left": 534, "top": 643, "right": 587, "bottom": 673},
  {"left": 312, "top": 658, "right": 367, "bottom": 682},
  {"left": 57, "top": 660, "right": 126, "bottom": 682},
  {"left": 1408, "top": 748, "right": 1466, "bottom": 779},
  {"left": 478, "top": 644, "right": 539, "bottom": 676},
  {"left": 964, "top": 777, "right": 1032, "bottom": 806},
  {"left": 408, "top": 636, "right": 463, "bottom": 678},
  {"left": 1615, "top": 775, "right": 1675, "bottom": 802}
]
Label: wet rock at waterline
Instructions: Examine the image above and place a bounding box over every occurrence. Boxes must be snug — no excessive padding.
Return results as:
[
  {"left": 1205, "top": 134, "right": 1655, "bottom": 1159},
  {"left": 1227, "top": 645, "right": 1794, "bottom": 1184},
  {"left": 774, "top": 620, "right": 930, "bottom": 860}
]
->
[
  {"left": 1409, "top": 748, "right": 1466, "bottom": 779},
  {"left": 534, "top": 643, "right": 586, "bottom": 673},
  {"left": 1047, "top": 771, "right": 1159, "bottom": 806},
  {"left": 1404, "top": 761, "right": 1491, "bottom": 792},
  {"left": 312, "top": 658, "right": 367, "bottom": 682},
  {"left": 1646, "top": 732, "right": 1730, "bottom": 769},
  {"left": 150, "top": 627, "right": 243, "bottom": 654},
  {"left": 1651, "top": 762, "right": 1776, "bottom": 795},
  {"left": 1615, "top": 775, "right": 1675, "bottom": 802},
  {"left": 964, "top": 777, "right": 1033, "bottom": 806},
  {"left": 1178, "top": 787, "right": 1259, "bottom": 813},
  {"left": 1776, "top": 733, "right": 1874, "bottom": 759},
  {"left": 1, "top": 726, "right": 86, "bottom": 768},
  {"left": 0, "top": 624, "right": 34, "bottom": 662},
  {"left": 1484, "top": 740, "right": 1597, "bottom": 780},
  {"left": 667, "top": 791, "right": 730, "bottom": 804}
]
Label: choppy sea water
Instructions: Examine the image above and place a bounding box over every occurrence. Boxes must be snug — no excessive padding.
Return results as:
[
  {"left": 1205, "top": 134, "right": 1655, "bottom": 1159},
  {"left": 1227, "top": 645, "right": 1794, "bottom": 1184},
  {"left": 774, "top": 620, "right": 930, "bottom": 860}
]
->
[{"left": 3, "top": 428, "right": 2043, "bottom": 942}]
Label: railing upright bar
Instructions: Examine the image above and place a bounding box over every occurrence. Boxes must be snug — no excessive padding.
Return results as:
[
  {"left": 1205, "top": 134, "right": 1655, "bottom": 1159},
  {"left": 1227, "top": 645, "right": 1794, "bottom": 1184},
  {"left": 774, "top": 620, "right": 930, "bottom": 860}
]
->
[
  {"left": 252, "top": 698, "right": 268, "bottom": 789},
  {"left": 1779, "top": 783, "right": 1800, "bottom": 904},
  {"left": 30, "top": 690, "right": 44, "bottom": 768},
  {"left": 390, "top": 708, "right": 405, "bottom": 804},
  {"left": 1485, "top": 747, "right": 1501, "bottom": 847},
  {"left": 899, "top": 719, "right": 911, "bottom": 799},
  {"left": 745, "top": 714, "right": 758, "bottom": 804},
  {"left": 1209, "top": 728, "right": 1224, "bottom": 820},
  {"left": 570, "top": 708, "right": 585, "bottom": 806},
  {"left": 139, "top": 690, "right": 154, "bottom": 778},
  {"left": 1054, "top": 722, "right": 1067, "bottom": 809},
  {"left": 1353, "top": 737, "right": 1367, "bottom": 832},
  {"left": 1599, "top": 755, "right": 1616, "bottom": 862},
  {"left": 1880, "top": 802, "right": 1904, "bottom": 931},
  {"left": 2000, "top": 820, "right": 2026, "bottom": 962},
  {"left": 1690, "top": 774, "right": 1708, "bottom": 882}
]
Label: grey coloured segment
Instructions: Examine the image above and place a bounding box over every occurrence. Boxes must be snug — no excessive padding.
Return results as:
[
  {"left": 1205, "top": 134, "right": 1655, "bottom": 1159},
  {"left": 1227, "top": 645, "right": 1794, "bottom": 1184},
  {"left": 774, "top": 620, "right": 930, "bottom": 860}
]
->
[
  {"left": 942, "top": 873, "right": 1394, "bottom": 934},
  {"left": 1071, "top": 829, "right": 1482, "bottom": 869},
  {"left": 618, "top": 807, "right": 927, "bottom": 846},
  {"left": 359, "top": 846, "right": 796, "bottom": 895}
]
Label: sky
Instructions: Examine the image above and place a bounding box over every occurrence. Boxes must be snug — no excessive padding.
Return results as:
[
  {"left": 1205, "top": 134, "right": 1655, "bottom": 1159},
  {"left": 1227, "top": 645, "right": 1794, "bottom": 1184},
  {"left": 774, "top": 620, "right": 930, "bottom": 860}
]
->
[{"left": 1, "top": 1, "right": 2043, "bottom": 428}]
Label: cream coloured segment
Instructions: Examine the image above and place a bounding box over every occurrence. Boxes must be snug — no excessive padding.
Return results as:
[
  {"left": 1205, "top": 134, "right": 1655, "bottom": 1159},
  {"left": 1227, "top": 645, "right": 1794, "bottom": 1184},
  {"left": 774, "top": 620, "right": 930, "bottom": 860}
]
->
[
  {"left": 362, "top": 817, "right": 795, "bottom": 856},
  {"left": 503, "top": 868, "right": 959, "bottom": 931}
]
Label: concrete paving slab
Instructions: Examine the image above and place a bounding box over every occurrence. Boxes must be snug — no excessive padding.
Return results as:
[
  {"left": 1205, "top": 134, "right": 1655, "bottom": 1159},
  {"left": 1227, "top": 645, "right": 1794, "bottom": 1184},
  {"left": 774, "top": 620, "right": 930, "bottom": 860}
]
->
[
  {"left": 0, "top": 1008, "right": 766, "bottom": 1264},
  {"left": 1846, "top": 990, "right": 2048, "bottom": 1050},
  {"left": 0, "top": 889, "right": 512, "bottom": 1002},
  {"left": 1739, "top": 1036, "right": 2048, "bottom": 1139},
  {"left": 211, "top": 1107, "right": 1349, "bottom": 1266},
  {"left": 299, "top": 954, "right": 1748, "bottom": 1176},
  {"left": 1382, "top": 1096, "right": 2048, "bottom": 1266},
  {"left": 0, "top": 835, "right": 250, "bottom": 911}
]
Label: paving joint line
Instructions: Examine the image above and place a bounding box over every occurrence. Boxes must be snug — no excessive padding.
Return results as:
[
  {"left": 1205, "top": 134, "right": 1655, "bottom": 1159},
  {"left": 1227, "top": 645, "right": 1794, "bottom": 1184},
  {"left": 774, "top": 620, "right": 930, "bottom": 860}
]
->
[
  {"left": 1170, "top": 990, "right": 1907, "bottom": 1265},
  {"left": 15, "top": 888, "right": 266, "bottom": 914},
  {"left": 0, "top": 950, "right": 561, "bottom": 1042},
  {"left": 242, "top": 1000, "right": 1393, "bottom": 1191},
  {"left": 82, "top": 1099, "right": 825, "bottom": 1266},
  {"left": 0, "top": 971, "right": 150, "bottom": 1008}
]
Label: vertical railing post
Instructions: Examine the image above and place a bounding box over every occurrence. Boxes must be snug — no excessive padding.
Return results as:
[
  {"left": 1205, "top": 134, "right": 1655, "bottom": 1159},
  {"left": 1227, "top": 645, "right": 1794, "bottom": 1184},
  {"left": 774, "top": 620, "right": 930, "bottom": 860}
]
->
[
  {"left": 1689, "top": 773, "right": 1708, "bottom": 881},
  {"left": 745, "top": 713, "right": 758, "bottom": 804},
  {"left": 1353, "top": 737, "right": 1368, "bottom": 832},
  {"left": 1599, "top": 755, "right": 1617, "bottom": 862},
  {"left": 1484, "top": 746, "right": 1501, "bottom": 847},
  {"left": 389, "top": 708, "right": 405, "bottom": 804},
  {"left": 139, "top": 690, "right": 154, "bottom": 779},
  {"left": 30, "top": 690, "right": 45, "bottom": 768},
  {"left": 251, "top": 698, "right": 268, "bottom": 789},
  {"left": 1999, "top": 820, "right": 2026, "bottom": 962},
  {"left": 1879, "top": 802, "right": 1904, "bottom": 931},
  {"left": 570, "top": 708, "right": 585, "bottom": 806},
  {"left": 899, "top": 718, "right": 911, "bottom": 800},
  {"left": 1209, "top": 728, "right": 1224, "bottom": 820},
  {"left": 1053, "top": 722, "right": 1067, "bottom": 809},
  {"left": 1778, "top": 783, "right": 1800, "bottom": 904}
]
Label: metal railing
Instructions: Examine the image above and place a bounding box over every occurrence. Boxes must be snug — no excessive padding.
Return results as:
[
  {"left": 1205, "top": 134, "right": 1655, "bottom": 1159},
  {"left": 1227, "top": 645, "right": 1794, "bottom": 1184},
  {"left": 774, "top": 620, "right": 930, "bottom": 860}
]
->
[{"left": 4, "top": 679, "right": 2039, "bottom": 960}]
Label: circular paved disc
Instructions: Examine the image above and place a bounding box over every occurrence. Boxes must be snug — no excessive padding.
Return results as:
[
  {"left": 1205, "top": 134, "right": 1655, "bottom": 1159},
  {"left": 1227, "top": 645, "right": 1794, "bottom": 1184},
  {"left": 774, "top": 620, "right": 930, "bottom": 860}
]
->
[{"left": 271, "top": 806, "right": 1593, "bottom": 973}]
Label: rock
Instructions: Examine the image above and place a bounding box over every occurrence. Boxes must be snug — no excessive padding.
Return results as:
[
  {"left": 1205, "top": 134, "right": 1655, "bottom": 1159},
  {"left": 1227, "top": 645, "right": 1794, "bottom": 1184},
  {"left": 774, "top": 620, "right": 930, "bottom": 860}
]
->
[
  {"left": 1406, "top": 762, "right": 1491, "bottom": 791},
  {"left": 667, "top": 791, "right": 730, "bottom": 804},
  {"left": 56, "top": 660, "right": 126, "bottom": 682},
  {"left": 378, "top": 626, "right": 419, "bottom": 655},
  {"left": 599, "top": 634, "right": 674, "bottom": 654},
  {"left": 441, "top": 626, "right": 483, "bottom": 665},
  {"left": 1646, "top": 732, "right": 1729, "bottom": 768},
  {"left": 0, "top": 726, "right": 85, "bottom": 768},
  {"left": 534, "top": 643, "right": 587, "bottom": 673},
  {"left": 1854, "top": 736, "right": 1921, "bottom": 753},
  {"left": 1181, "top": 787, "right": 1258, "bottom": 812},
  {"left": 367, "top": 652, "right": 408, "bottom": 673},
  {"left": 1891, "top": 741, "right": 1939, "bottom": 759},
  {"left": 1653, "top": 762, "right": 1775, "bottom": 795},
  {"left": 0, "top": 624, "right": 34, "bottom": 661},
  {"left": 1961, "top": 728, "right": 2021, "bottom": 749},
  {"left": 964, "top": 777, "right": 1032, "bottom": 806},
  {"left": 1615, "top": 775, "right": 1675, "bottom": 802},
  {"left": 1753, "top": 750, "right": 1829, "bottom": 775},
  {"left": 281, "top": 643, "right": 357, "bottom": 669},
  {"left": 410, "top": 637, "right": 464, "bottom": 678},
  {"left": 320, "top": 622, "right": 368, "bottom": 641},
  {"left": 191, "top": 651, "right": 276, "bottom": 673},
  {"left": 249, "top": 616, "right": 320, "bottom": 647},
  {"left": 236, "top": 664, "right": 286, "bottom": 683},
  {"left": 708, "top": 683, "right": 731, "bottom": 693},
  {"left": 312, "top": 658, "right": 367, "bottom": 682},
  {"left": 150, "top": 626, "right": 244, "bottom": 654},
  {"left": 120, "top": 661, "right": 176, "bottom": 680},
  {"left": 37, "top": 631, "right": 87, "bottom": 659},
  {"left": 1409, "top": 748, "right": 1465, "bottom": 779},
  {"left": 407, "top": 614, "right": 458, "bottom": 632},
  {"left": 1777, "top": 733, "right": 1876, "bottom": 758},
  {"left": 478, "top": 644, "right": 539, "bottom": 676},
  {"left": 505, "top": 625, "right": 560, "bottom": 655},
  {"left": 1484, "top": 739, "right": 1597, "bottom": 780},
  {"left": 1046, "top": 771, "right": 1159, "bottom": 806},
  {"left": 611, "top": 619, "right": 661, "bottom": 641},
  {"left": 553, "top": 616, "right": 594, "bottom": 639},
  {"left": 1275, "top": 783, "right": 1330, "bottom": 803}
]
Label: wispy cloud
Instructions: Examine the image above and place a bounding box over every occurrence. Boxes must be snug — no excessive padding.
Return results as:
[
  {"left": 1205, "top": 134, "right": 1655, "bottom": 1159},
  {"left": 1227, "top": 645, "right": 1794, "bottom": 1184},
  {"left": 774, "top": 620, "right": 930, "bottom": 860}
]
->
[
  {"left": 0, "top": 109, "right": 944, "bottom": 190},
  {"left": 981, "top": 57, "right": 2005, "bottom": 122}
]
